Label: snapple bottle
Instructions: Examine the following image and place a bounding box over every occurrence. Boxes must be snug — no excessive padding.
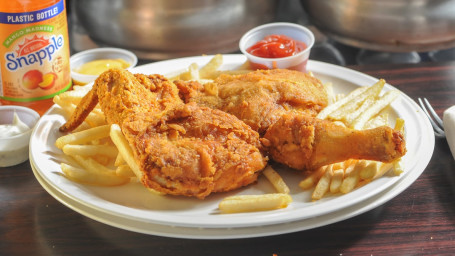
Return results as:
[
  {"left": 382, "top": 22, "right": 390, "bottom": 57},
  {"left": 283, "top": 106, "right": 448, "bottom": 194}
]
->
[{"left": 0, "top": 0, "right": 71, "bottom": 115}]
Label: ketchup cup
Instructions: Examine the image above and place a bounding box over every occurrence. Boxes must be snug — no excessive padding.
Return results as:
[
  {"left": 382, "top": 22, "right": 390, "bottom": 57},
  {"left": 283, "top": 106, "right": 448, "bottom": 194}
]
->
[{"left": 239, "top": 22, "right": 315, "bottom": 73}]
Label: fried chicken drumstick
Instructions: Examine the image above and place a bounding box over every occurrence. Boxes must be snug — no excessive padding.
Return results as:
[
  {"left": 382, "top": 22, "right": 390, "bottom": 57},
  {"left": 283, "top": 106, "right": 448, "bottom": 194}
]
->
[
  {"left": 60, "top": 69, "right": 266, "bottom": 199},
  {"left": 175, "top": 69, "right": 406, "bottom": 170},
  {"left": 264, "top": 113, "right": 406, "bottom": 170}
]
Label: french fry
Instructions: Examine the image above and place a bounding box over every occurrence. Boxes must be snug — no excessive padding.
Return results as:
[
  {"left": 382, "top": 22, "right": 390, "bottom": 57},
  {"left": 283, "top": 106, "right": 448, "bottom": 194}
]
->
[
  {"left": 91, "top": 105, "right": 104, "bottom": 117},
  {"left": 363, "top": 112, "right": 389, "bottom": 129},
  {"left": 170, "top": 62, "right": 201, "bottom": 81},
  {"left": 334, "top": 93, "right": 346, "bottom": 102},
  {"left": 168, "top": 55, "right": 252, "bottom": 82},
  {"left": 55, "top": 124, "right": 111, "bottom": 149},
  {"left": 328, "top": 79, "right": 384, "bottom": 122},
  {"left": 72, "top": 84, "right": 92, "bottom": 91},
  {"left": 219, "top": 193, "right": 292, "bottom": 213},
  {"left": 308, "top": 162, "right": 347, "bottom": 198},
  {"left": 61, "top": 163, "right": 93, "bottom": 183},
  {"left": 110, "top": 124, "right": 143, "bottom": 180},
  {"left": 343, "top": 95, "right": 375, "bottom": 125},
  {"left": 62, "top": 144, "right": 118, "bottom": 158},
  {"left": 84, "top": 111, "right": 108, "bottom": 128},
  {"left": 188, "top": 62, "right": 200, "bottom": 80},
  {"left": 57, "top": 101, "right": 105, "bottom": 128},
  {"left": 392, "top": 117, "right": 405, "bottom": 175},
  {"left": 351, "top": 90, "right": 399, "bottom": 130},
  {"left": 312, "top": 166, "right": 332, "bottom": 200},
  {"left": 372, "top": 162, "right": 394, "bottom": 180},
  {"left": 53, "top": 96, "right": 76, "bottom": 113},
  {"left": 199, "top": 54, "right": 223, "bottom": 79},
  {"left": 116, "top": 164, "right": 136, "bottom": 178},
  {"left": 316, "top": 86, "right": 369, "bottom": 120},
  {"left": 329, "top": 168, "right": 344, "bottom": 193},
  {"left": 66, "top": 156, "right": 129, "bottom": 186},
  {"left": 299, "top": 165, "right": 327, "bottom": 190},
  {"left": 263, "top": 166, "right": 290, "bottom": 194},
  {"left": 332, "top": 121, "right": 346, "bottom": 127},
  {"left": 331, "top": 161, "right": 348, "bottom": 170},
  {"left": 92, "top": 155, "right": 111, "bottom": 166},
  {"left": 114, "top": 153, "right": 125, "bottom": 166},
  {"left": 71, "top": 154, "right": 113, "bottom": 174},
  {"left": 340, "top": 162, "right": 361, "bottom": 194},
  {"left": 179, "top": 63, "right": 200, "bottom": 81},
  {"left": 54, "top": 89, "right": 88, "bottom": 105},
  {"left": 147, "top": 188, "right": 166, "bottom": 196},
  {"left": 324, "top": 82, "right": 335, "bottom": 105},
  {"left": 393, "top": 159, "right": 404, "bottom": 175},
  {"left": 358, "top": 160, "right": 379, "bottom": 180},
  {"left": 394, "top": 117, "right": 405, "bottom": 132}
]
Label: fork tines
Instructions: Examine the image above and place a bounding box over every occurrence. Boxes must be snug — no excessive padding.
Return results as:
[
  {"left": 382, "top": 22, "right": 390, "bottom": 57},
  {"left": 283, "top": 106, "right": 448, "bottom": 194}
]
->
[{"left": 418, "top": 97, "right": 445, "bottom": 137}]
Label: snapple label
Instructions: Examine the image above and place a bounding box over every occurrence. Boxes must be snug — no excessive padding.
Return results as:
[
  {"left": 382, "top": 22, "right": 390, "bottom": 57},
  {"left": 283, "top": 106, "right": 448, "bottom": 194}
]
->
[{"left": 0, "top": 0, "right": 71, "bottom": 115}]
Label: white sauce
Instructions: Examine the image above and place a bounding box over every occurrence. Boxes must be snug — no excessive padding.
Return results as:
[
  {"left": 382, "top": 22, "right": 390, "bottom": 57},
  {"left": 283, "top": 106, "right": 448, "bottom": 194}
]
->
[
  {"left": 0, "top": 112, "right": 30, "bottom": 138},
  {"left": 0, "top": 112, "right": 31, "bottom": 167}
]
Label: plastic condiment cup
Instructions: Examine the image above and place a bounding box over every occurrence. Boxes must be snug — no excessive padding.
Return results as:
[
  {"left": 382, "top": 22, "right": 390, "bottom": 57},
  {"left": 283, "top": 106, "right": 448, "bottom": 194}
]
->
[
  {"left": 239, "top": 22, "right": 315, "bottom": 73},
  {"left": 0, "top": 106, "right": 40, "bottom": 167},
  {"left": 70, "top": 47, "right": 138, "bottom": 85}
]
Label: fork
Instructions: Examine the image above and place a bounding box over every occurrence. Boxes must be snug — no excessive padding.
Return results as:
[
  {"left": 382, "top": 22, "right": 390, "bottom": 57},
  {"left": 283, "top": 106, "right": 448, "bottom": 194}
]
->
[{"left": 418, "top": 98, "right": 445, "bottom": 138}]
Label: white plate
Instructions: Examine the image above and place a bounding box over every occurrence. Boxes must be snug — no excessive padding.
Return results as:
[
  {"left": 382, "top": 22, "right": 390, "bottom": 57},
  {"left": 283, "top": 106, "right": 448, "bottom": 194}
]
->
[
  {"left": 30, "top": 55, "right": 434, "bottom": 231},
  {"left": 31, "top": 146, "right": 428, "bottom": 240}
]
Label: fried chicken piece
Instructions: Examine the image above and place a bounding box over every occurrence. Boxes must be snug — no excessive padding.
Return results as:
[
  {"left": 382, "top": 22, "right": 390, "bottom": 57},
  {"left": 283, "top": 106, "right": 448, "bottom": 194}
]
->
[
  {"left": 175, "top": 69, "right": 328, "bottom": 135},
  {"left": 60, "top": 69, "right": 266, "bottom": 199},
  {"left": 176, "top": 69, "right": 406, "bottom": 171},
  {"left": 60, "top": 73, "right": 180, "bottom": 133},
  {"left": 263, "top": 114, "right": 406, "bottom": 170}
]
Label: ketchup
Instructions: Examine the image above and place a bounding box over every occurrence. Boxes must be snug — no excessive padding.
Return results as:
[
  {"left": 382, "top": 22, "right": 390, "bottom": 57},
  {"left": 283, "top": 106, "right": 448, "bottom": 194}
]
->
[{"left": 246, "top": 34, "right": 307, "bottom": 58}]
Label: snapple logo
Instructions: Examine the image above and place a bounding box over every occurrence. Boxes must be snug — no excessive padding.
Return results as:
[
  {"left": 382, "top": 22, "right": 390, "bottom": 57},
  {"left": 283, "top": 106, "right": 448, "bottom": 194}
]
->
[{"left": 5, "top": 34, "right": 64, "bottom": 71}]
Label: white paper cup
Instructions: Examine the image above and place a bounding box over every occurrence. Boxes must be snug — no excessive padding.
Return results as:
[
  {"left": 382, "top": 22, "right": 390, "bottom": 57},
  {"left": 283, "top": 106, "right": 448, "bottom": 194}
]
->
[
  {"left": 239, "top": 22, "right": 314, "bottom": 72},
  {"left": 70, "top": 48, "right": 138, "bottom": 85},
  {"left": 0, "top": 106, "right": 40, "bottom": 167}
]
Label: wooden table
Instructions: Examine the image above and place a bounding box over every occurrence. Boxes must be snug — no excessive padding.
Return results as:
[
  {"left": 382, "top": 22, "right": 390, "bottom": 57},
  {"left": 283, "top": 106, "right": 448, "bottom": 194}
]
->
[{"left": 1, "top": 61, "right": 454, "bottom": 256}]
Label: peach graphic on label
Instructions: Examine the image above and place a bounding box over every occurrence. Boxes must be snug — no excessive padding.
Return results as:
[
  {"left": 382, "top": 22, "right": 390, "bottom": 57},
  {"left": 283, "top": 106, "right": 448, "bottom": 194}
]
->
[
  {"left": 39, "top": 72, "right": 57, "bottom": 89},
  {"left": 22, "top": 70, "right": 43, "bottom": 89}
]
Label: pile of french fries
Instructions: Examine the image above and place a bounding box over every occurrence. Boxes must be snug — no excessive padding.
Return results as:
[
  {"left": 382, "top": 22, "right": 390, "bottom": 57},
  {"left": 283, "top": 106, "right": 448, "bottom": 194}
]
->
[
  {"left": 168, "top": 54, "right": 251, "bottom": 83},
  {"left": 53, "top": 54, "right": 404, "bottom": 215},
  {"left": 54, "top": 85, "right": 142, "bottom": 187},
  {"left": 55, "top": 123, "right": 138, "bottom": 186}
]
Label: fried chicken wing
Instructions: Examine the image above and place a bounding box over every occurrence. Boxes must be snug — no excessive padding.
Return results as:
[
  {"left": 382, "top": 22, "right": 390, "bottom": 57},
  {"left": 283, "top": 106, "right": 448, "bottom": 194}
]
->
[
  {"left": 176, "top": 69, "right": 406, "bottom": 171},
  {"left": 60, "top": 69, "right": 266, "bottom": 198}
]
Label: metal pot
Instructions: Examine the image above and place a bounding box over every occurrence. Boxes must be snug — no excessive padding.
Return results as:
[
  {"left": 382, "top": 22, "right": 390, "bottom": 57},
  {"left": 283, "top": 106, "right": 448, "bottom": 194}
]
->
[
  {"left": 301, "top": 0, "right": 455, "bottom": 52},
  {"left": 74, "top": 0, "right": 278, "bottom": 59}
]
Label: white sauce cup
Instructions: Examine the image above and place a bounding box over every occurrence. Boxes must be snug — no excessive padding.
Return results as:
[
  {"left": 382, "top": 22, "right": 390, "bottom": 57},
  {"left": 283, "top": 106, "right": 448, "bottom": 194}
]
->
[
  {"left": 70, "top": 47, "right": 138, "bottom": 85},
  {"left": 0, "top": 106, "right": 40, "bottom": 167}
]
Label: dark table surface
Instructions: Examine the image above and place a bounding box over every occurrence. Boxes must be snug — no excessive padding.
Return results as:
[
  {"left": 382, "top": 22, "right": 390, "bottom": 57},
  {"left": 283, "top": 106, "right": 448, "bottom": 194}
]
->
[{"left": 1, "top": 61, "right": 454, "bottom": 256}]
